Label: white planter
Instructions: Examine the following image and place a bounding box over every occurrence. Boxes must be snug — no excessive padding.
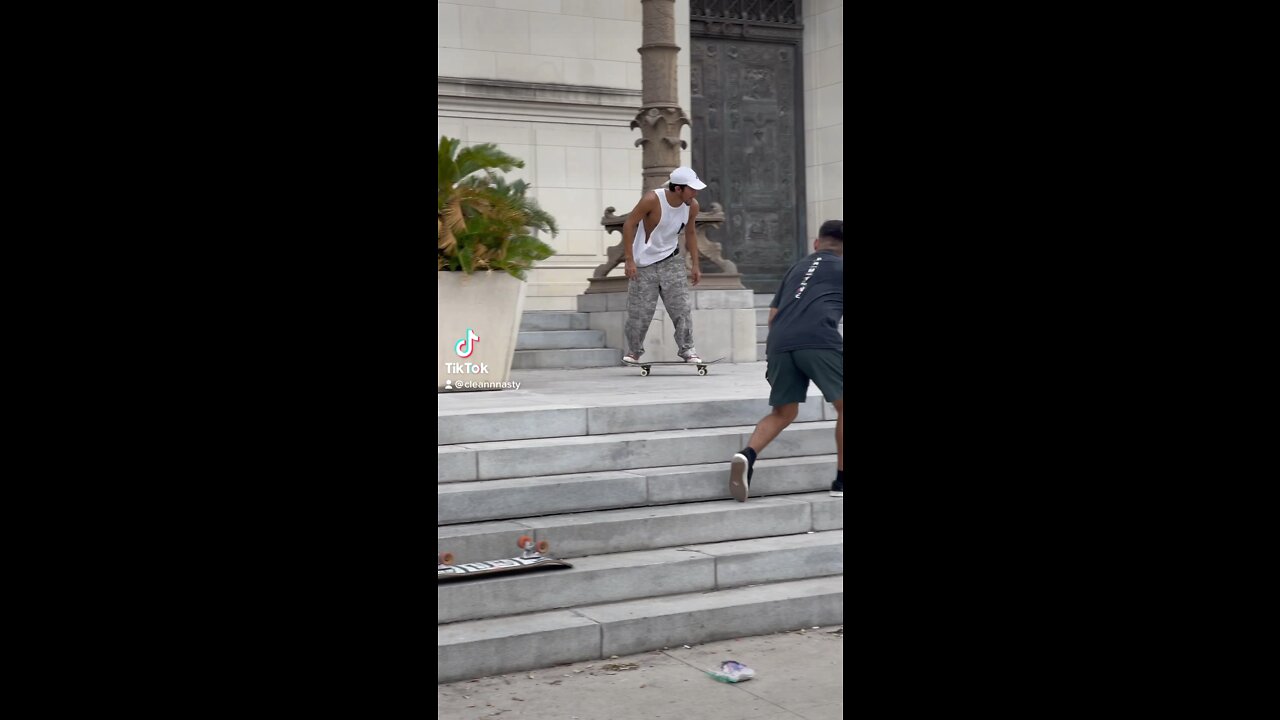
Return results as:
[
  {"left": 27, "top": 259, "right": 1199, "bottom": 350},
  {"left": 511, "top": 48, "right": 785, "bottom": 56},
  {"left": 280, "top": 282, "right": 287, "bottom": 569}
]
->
[{"left": 438, "top": 272, "right": 528, "bottom": 391}]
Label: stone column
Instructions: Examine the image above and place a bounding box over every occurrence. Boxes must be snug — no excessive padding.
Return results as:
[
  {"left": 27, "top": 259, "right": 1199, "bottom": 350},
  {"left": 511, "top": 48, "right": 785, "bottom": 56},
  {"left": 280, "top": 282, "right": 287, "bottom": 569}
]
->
[
  {"left": 578, "top": 0, "right": 754, "bottom": 364},
  {"left": 588, "top": 0, "right": 744, "bottom": 292},
  {"left": 634, "top": 0, "right": 687, "bottom": 192}
]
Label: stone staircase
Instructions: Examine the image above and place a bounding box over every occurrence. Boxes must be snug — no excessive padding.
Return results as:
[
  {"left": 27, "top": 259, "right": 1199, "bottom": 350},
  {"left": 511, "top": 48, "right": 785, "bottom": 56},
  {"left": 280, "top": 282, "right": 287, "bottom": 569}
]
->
[
  {"left": 515, "top": 295, "right": 842, "bottom": 369},
  {"left": 513, "top": 311, "right": 621, "bottom": 369},
  {"left": 516, "top": 298, "right": 846, "bottom": 368},
  {"left": 437, "top": 393, "right": 843, "bottom": 684}
]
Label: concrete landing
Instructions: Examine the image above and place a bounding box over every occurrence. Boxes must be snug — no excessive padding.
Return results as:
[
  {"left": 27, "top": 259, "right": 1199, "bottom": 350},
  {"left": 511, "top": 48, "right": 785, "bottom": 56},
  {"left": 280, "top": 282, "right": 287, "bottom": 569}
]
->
[{"left": 437, "top": 624, "right": 844, "bottom": 720}]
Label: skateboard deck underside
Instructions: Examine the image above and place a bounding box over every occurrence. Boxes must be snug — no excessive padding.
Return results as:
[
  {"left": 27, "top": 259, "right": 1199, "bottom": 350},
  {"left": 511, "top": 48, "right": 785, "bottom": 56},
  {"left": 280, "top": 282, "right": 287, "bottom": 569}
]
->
[{"left": 437, "top": 556, "right": 573, "bottom": 582}]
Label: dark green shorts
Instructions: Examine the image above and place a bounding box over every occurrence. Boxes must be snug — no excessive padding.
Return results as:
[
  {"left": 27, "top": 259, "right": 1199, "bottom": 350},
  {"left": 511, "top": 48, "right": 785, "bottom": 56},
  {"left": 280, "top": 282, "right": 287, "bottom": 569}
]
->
[{"left": 766, "top": 349, "right": 843, "bottom": 406}]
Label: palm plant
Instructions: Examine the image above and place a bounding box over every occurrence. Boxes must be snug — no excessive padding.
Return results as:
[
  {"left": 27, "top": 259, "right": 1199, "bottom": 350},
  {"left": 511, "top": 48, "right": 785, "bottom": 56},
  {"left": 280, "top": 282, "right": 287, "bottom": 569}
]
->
[{"left": 438, "top": 136, "right": 557, "bottom": 280}]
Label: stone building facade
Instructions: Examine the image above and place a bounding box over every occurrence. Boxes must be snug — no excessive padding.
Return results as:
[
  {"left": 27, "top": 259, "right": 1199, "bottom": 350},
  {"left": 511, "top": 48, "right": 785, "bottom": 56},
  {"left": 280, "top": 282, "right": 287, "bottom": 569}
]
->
[{"left": 438, "top": 0, "right": 843, "bottom": 310}]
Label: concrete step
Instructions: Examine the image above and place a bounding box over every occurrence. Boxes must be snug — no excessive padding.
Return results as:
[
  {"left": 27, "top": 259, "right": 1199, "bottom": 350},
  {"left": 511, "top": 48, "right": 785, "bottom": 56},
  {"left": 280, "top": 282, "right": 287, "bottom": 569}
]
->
[
  {"left": 439, "top": 470, "right": 647, "bottom": 525},
  {"left": 520, "top": 311, "right": 590, "bottom": 331},
  {"left": 438, "top": 531, "right": 843, "bottom": 624},
  {"left": 753, "top": 294, "right": 773, "bottom": 308},
  {"left": 438, "top": 421, "right": 838, "bottom": 482},
  {"left": 438, "top": 455, "right": 838, "bottom": 525},
  {"left": 438, "top": 609, "right": 598, "bottom": 684},
  {"left": 511, "top": 347, "right": 622, "bottom": 369},
  {"left": 629, "top": 455, "right": 839, "bottom": 506},
  {"left": 437, "top": 575, "right": 843, "bottom": 683},
  {"left": 438, "top": 394, "right": 830, "bottom": 445},
  {"left": 756, "top": 307, "right": 771, "bottom": 324},
  {"left": 515, "top": 329, "right": 605, "bottom": 350},
  {"left": 437, "top": 492, "right": 842, "bottom": 564},
  {"left": 757, "top": 342, "right": 766, "bottom": 360}
]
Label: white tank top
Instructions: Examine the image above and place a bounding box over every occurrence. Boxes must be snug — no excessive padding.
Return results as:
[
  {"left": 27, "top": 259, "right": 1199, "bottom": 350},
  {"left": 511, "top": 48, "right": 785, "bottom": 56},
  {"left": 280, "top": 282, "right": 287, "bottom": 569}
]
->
[{"left": 632, "top": 188, "right": 691, "bottom": 267}]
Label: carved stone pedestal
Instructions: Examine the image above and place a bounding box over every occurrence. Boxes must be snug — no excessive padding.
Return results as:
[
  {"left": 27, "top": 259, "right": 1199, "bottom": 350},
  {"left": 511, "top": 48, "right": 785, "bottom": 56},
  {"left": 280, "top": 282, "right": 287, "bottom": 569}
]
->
[{"left": 586, "top": 202, "right": 744, "bottom": 293}]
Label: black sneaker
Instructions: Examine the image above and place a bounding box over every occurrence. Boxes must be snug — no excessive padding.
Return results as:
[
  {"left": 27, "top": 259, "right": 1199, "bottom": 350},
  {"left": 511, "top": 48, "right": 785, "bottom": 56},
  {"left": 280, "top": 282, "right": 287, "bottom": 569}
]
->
[
  {"left": 730, "top": 453, "right": 753, "bottom": 502},
  {"left": 830, "top": 478, "right": 843, "bottom": 497}
]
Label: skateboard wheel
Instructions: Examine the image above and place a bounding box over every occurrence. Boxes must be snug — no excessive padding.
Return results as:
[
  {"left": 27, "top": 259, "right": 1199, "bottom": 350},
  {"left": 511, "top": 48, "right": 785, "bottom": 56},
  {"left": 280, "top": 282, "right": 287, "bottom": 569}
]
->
[
  {"left": 517, "top": 535, "right": 534, "bottom": 549},
  {"left": 697, "top": 366, "right": 707, "bottom": 375},
  {"left": 536, "top": 540, "right": 550, "bottom": 554},
  {"left": 439, "top": 552, "right": 454, "bottom": 565},
  {"left": 640, "top": 367, "right": 650, "bottom": 376}
]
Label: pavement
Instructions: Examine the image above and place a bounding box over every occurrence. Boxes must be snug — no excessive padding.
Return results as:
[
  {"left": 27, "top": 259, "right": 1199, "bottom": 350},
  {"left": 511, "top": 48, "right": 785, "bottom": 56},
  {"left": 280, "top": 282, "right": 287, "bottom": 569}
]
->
[
  {"left": 439, "top": 361, "right": 819, "bottom": 412},
  {"left": 436, "top": 624, "right": 844, "bottom": 720}
]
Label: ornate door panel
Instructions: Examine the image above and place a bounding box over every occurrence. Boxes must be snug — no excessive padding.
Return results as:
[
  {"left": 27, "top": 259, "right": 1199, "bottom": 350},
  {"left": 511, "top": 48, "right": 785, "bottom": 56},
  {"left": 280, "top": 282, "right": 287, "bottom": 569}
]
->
[{"left": 691, "top": 1, "right": 805, "bottom": 294}]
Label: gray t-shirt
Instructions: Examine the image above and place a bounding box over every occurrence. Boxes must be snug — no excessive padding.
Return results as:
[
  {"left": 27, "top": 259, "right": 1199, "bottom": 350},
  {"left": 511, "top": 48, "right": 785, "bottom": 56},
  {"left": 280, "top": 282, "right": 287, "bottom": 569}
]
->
[{"left": 767, "top": 251, "right": 844, "bottom": 354}]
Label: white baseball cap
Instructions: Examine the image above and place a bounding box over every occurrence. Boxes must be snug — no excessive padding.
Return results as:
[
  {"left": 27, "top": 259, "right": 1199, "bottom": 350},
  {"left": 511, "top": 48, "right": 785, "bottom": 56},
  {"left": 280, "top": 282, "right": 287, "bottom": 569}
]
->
[{"left": 669, "top": 167, "right": 707, "bottom": 190}]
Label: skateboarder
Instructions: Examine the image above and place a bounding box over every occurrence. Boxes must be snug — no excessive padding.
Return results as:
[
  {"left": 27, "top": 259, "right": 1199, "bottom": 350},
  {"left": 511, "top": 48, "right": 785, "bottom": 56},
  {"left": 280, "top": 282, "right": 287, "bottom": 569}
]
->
[
  {"left": 729, "top": 220, "right": 844, "bottom": 501},
  {"left": 621, "top": 167, "right": 705, "bottom": 365}
]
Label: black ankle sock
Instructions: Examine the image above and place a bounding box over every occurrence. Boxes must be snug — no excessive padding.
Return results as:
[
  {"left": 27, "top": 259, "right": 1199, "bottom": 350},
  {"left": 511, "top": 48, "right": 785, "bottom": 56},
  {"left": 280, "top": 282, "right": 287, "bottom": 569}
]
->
[
  {"left": 836, "top": 470, "right": 844, "bottom": 484},
  {"left": 743, "top": 447, "right": 757, "bottom": 465}
]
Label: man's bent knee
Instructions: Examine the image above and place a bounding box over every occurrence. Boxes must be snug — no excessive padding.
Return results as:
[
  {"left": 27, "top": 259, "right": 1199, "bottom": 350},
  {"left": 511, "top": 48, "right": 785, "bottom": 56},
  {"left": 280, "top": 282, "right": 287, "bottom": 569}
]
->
[{"left": 772, "top": 403, "right": 800, "bottom": 422}]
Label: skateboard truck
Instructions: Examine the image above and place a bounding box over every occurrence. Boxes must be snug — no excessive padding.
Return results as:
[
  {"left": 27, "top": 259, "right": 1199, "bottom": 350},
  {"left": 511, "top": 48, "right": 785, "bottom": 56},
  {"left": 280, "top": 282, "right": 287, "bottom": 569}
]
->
[
  {"left": 437, "top": 537, "right": 572, "bottom": 582},
  {"left": 639, "top": 363, "right": 709, "bottom": 376},
  {"left": 518, "top": 535, "right": 550, "bottom": 559}
]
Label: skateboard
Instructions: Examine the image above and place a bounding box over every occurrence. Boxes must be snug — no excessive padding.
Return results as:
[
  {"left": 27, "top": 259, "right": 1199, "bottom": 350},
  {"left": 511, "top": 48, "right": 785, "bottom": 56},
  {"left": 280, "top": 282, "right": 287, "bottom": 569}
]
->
[
  {"left": 622, "top": 357, "right": 724, "bottom": 376},
  {"left": 437, "top": 535, "right": 572, "bottom": 582}
]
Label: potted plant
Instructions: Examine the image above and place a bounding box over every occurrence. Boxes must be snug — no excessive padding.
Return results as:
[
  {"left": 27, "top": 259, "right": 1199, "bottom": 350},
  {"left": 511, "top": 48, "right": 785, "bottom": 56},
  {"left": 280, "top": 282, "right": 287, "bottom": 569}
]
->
[{"left": 438, "top": 137, "right": 557, "bottom": 391}]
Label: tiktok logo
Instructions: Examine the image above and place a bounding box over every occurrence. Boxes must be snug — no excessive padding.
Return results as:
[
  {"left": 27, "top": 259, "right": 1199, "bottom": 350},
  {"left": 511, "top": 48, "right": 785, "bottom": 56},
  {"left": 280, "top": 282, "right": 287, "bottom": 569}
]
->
[{"left": 455, "top": 328, "right": 479, "bottom": 358}]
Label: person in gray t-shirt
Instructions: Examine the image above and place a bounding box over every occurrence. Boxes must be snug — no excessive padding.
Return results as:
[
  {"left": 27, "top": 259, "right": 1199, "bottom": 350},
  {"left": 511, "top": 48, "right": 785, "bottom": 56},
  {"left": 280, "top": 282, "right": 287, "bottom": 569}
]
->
[{"left": 729, "top": 220, "right": 844, "bottom": 501}]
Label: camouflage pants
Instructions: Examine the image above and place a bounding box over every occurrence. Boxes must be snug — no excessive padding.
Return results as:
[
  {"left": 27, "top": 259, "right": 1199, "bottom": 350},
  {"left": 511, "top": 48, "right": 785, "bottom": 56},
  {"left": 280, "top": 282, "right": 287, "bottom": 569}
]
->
[{"left": 625, "top": 254, "right": 694, "bottom": 358}]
